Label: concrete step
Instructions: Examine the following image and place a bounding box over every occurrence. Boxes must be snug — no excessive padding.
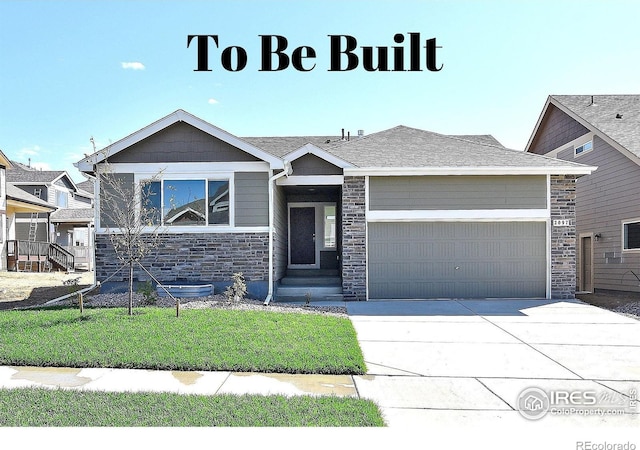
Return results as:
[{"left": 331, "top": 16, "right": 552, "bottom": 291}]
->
[
  {"left": 276, "top": 293, "right": 345, "bottom": 303},
  {"left": 280, "top": 276, "right": 342, "bottom": 286},
  {"left": 276, "top": 283, "right": 343, "bottom": 302},
  {"left": 286, "top": 269, "right": 339, "bottom": 277},
  {"left": 276, "top": 285, "right": 343, "bottom": 296}
]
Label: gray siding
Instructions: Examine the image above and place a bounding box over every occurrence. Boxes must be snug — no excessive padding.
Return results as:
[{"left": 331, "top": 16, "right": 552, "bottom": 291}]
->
[
  {"left": 234, "top": 172, "right": 268, "bottom": 226},
  {"left": 558, "top": 136, "right": 640, "bottom": 292},
  {"left": 529, "top": 104, "right": 590, "bottom": 155},
  {"left": 99, "top": 172, "right": 134, "bottom": 228},
  {"left": 369, "top": 222, "right": 547, "bottom": 299},
  {"left": 369, "top": 176, "right": 547, "bottom": 210},
  {"left": 109, "top": 122, "right": 260, "bottom": 164},
  {"left": 291, "top": 154, "right": 343, "bottom": 175},
  {"left": 15, "top": 215, "right": 48, "bottom": 242},
  {"left": 54, "top": 177, "right": 74, "bottom": 190},
  {"left": 273, "top": 184, "right": 288, "bottom": 282},
  {"left": 15, "top": 185, "right": 47, "bottom": 201}
]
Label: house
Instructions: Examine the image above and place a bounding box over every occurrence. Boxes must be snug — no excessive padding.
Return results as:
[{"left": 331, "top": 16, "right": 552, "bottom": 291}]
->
[
  {"left": 4, "top": 179, "right": 57, "bottom": 272},
  {"left": 526, "top": 95, "right": 640, "bottom": 294},
  {"left": 75, "top": 109, "right": 595, "bottom": 301},
  {"left": 0, "top": 150, "right": 11, "bottom": 270},
  {"left": 6, "top": 163, "right": 94, "bottom": 270}
]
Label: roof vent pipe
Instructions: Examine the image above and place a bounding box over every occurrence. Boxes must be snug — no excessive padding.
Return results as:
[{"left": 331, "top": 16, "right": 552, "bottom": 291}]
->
[
  {"left": 341, "top": 128, "right": 345, "bottom": 141},
  {"left": 347, "top": 131, "right": 350, "bottom": 141},
  {"left": 358, "top": 129, "right": 364, "bottom": 138}
]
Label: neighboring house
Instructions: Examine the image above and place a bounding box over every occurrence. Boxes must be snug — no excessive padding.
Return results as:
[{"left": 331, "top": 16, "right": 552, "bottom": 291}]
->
[
  {"left": 0, "top": 150, "right": 11, "bottom": 270},
  {"left": 4, "top": 183, "right": 56, "bottom": 271},
  {"left": 76, "top": 109, "right": 594, "bottom": 301},
  {"left": 526, "top": 95, "right": 640, "bottom": 294},
  {"left": 6, "top": 163, "right": 94, "bottom": 270}
]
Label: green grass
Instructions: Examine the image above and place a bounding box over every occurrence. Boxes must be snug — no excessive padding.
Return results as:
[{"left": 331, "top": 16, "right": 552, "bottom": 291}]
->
[
  {"left": 0, "top": 307, "right": 366, "bottom": 374},
  {"left": 0, "top": 387, "right": 384, "bottom": 427}
]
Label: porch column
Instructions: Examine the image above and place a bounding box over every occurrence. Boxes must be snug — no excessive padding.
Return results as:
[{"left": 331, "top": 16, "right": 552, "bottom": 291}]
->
[
  {"left": 341, "top": 176, "right": 367, "bottom": 301},
  {"left": 550, "top": 174, "right": 577, "bottom": 299}
]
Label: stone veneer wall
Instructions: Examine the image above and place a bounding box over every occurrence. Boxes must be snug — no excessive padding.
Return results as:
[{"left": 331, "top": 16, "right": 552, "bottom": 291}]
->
[
  {"left": 550, "top": 174, "right": 578, "bottom": 299},
  {"left": 341, "top": 176, "right": 367, "bottom": 301},
  {"left": 95, "top": 232, "right": 269, "bottom": 292}
]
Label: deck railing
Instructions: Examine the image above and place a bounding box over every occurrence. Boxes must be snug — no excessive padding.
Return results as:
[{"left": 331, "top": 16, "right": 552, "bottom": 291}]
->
[{"left": 7, "top": 240, "right": 75, "bottom": 272}]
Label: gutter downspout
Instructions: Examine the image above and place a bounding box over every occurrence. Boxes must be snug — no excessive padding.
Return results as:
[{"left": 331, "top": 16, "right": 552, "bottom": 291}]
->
[{"left": 264, "top": 161, "right": 292, "bottom": 305}]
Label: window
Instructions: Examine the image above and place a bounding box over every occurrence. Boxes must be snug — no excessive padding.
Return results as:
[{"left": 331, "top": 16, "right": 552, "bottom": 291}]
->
[
  {"left": 55, "top": 190, "right": 69, "bottom": 208},
  {"left": 208, "top": 180, "right": 230, "bottom": 225},
  {"left": 323, "top": 205, "right": 336, "bottom": 248},
  {"left": 140, "top": 178, "right": 230, "bottom": 227},
  {"left": 163, "top": 180, "right": 206, "bottom": 226},
  {"left": 623, "top": 221, "right": 640, "bottom": 251},
  {"left": 141, "top": 181, "right": 161, "bottom": 225},
  {"left": 574, "top": 140, "right": 593, "bottom": 156}
]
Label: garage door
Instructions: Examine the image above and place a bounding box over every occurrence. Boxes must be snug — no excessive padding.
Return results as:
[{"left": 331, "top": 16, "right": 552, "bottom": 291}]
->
[{"left": 368, "top": 222, "right": 547, "bottom": 299}]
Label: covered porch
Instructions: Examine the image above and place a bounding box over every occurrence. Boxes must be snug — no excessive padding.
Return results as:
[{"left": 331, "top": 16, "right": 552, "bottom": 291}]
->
[{"left": 273, "top": 182, "right": 344, "bottom": 303}]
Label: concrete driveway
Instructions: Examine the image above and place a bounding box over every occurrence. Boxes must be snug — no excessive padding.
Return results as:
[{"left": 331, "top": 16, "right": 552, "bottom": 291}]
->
[{"left": 346, "top": 299, "right": 640, "bottom": 428}]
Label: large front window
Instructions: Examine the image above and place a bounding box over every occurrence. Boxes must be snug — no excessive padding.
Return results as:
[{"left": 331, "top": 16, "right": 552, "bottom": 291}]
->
[{"left": 141, "top": 178, "right": 230, "bottom": 226}]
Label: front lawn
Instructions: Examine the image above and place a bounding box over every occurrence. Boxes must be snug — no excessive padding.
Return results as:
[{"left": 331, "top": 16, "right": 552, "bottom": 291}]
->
[
  {"left": 0, "top": 307, "right": 366, "bottom": 374},
  {"left": 0, "top": 387, "right": 384, "bottom": 427}
]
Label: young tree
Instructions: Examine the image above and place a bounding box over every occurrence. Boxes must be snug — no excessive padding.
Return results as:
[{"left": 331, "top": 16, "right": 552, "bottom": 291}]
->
[{"left": 98, "top": 159, "right": 165, "bottom": 315}]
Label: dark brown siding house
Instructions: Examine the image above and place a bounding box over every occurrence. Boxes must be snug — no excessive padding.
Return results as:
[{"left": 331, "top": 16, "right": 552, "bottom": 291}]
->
[
  {"left": 526, "top": 95, "right": 640, "bottom": 294},
  {"left": 76, "top": 109, "right": 595, "bottom": 301}
]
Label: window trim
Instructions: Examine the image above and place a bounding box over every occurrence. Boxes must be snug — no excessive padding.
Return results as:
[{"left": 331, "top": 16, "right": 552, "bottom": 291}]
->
[
  {"left": 574, "top": 139, "right": 593, "bottom": 158},
  {"left": 141, "top": 176, "right": 233, "bottom": 228},
  {"left": 622, "top": 218, "right": 640, "bottom": 252}
]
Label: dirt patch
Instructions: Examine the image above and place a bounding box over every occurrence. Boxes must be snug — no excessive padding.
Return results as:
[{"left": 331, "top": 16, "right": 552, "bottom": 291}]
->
[
  {"left": 576, "top": 289, "right": 640, "bottom": 310},
  {"left": 0, "top": 271, "right": 94, "bottom": 310}
]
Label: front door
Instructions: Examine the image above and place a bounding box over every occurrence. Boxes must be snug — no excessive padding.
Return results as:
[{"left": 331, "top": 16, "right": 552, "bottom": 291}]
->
[{"left": 289, "top": 207, "right": 316, "bottom": 265}]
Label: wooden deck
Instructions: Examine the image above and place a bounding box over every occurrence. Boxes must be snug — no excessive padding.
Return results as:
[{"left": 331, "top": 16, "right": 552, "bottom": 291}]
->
[{"left": 7, "top": 240, "right": 75, "bottom": 272}]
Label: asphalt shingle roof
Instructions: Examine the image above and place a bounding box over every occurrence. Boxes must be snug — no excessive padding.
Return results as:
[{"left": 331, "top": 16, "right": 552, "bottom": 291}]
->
[
  {"left": 50, "top": 208, "right": 94, "bottom": 223},
  {"left": 242, "top": 136, "right": 343, "bottom": 157},
  {"left": 321, "top": 125, "right": 588, "bottom": 169},
  {"left": 6, "top": 167, "right": 66, "bottom": 183},
  {"left": 242, "top": 133, "right": 504, "bottom": 159},
  {"left": 76, "top": 180, "right": 95, "bottom": 195},
  {"left": 552, "top": 95, "right": 640, "bottom": 159}
]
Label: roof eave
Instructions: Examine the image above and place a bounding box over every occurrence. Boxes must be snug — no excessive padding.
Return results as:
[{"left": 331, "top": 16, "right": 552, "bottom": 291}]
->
[
  {"left": 524, "top": 96, "right": 554, "bottom": 153},
  {"left": 343, "top": 166, "right": 597, "bottom": 176},
  {"left": 7, "top": 198, "right": 55, "bottom": 212}
]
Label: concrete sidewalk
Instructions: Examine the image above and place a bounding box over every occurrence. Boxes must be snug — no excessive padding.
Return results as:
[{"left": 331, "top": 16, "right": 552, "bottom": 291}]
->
[{"left": 0, "top": 298, "right": 638, "bottom": 429}]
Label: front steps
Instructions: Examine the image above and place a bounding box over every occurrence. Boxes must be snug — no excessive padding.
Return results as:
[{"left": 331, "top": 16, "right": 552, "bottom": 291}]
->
[{"left": 275, "top": 269, "right": 344, "bottom": 303}]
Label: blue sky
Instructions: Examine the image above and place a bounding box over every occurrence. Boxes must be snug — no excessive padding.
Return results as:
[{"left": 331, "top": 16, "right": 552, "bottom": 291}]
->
[{"left": 1, "top": 0, "right": 639, "bottom": 182}]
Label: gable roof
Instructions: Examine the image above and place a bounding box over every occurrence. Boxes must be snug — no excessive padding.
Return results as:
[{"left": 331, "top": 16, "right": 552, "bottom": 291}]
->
[
  {"left": 526, "top": 95, "right": 640, "bottom": 162},
  {"left": 323, "top": 125, "right": 594, "bottom": 175},
  {"left": 284, "top": 143, "right": 355, "bottom": 169},
  {"left": 75, "top": 109, "right": 285, "bottom": 172},
  {"left": 6, "top": 162, "right": 80, "bottom": 192}
]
